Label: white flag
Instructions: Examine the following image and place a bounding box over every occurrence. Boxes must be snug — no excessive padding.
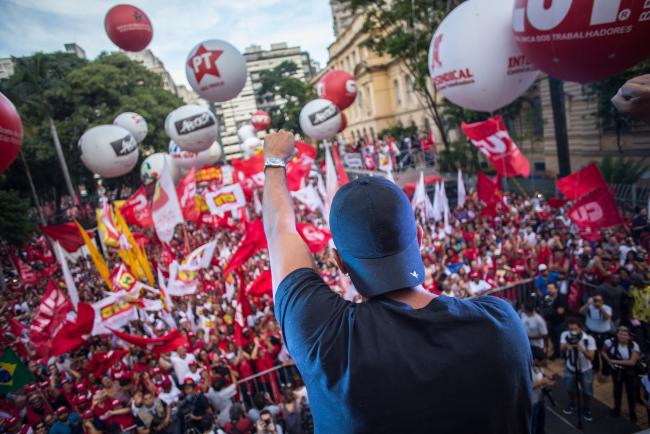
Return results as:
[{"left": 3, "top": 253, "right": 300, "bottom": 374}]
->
[
  {"left": 292, "top": 184, "right": 325, "bottom": 214},
  {"left": 441, "top": 181, "right": 452, "bottom": 233},
  {"left": 152, "top": 161, "right": 184, "bottom": 243},
  {"left": 185, "top": 240, "right": 217, "bottom": 268},
  {"left": 412, "top": 171, "right": 434, "bottom": 220},
  {"left": 457, "top": 169, "right": 466, "bottom": 208},
  {"left": 204, "top": 183, "right": 246, "bottom": 215},
  {"left": 325, "top": 143, "right": 338, "bottom": 221},
  {"left": 432, "top": 181, "right": 443, "bottom": 222},
  {"left": 53, "top": 241, "right": 79, "bottom": 309}
]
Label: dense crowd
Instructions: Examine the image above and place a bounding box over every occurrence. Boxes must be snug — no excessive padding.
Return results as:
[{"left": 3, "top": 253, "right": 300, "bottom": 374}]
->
[{"left": 1, "top": 160, "right": 650, "bottom": 433}]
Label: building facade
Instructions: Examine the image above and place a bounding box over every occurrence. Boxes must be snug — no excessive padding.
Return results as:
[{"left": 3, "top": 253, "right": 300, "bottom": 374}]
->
[
  {"left": 123, "top": 49, "right": 178, "bottom": 95},
  {"left": 217, "top": 42, "right": 318, "bottom": 159}
]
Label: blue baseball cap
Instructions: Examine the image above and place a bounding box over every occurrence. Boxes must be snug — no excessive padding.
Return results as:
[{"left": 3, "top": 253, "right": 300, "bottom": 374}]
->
[{"left": 329, "top": 176, "right": 425, "bottom": 297}]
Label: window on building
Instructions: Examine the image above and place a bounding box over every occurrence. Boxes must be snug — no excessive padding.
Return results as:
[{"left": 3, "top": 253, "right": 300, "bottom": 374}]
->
[
  {"left": 357, "top": 89, "right": 364, "bottom": 110},
  {"left": 534, "top": 162, "right": 546, "bottom": 173},
  {"left": 370, "top": 127, "right": 376, "bottom": 140},
  {"left": 394, "top": 79, "right": 402, "bottom": 105},
  {"left": 405, "top": 75, "right": 415, "bottom": 103},
  {"left": 352, "top": 50, "right": 358, "bottom": 67},
  {"left": 365, "top": 84, "right": 373, "bottom": 116}
]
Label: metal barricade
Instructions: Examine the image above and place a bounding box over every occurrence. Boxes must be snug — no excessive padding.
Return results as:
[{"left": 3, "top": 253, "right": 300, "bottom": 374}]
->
[
  {"left": 235, "top": 363, "right": 300, "bottom": 406},
  {"left": 469, "top": 279, "right": 536, "bottom": 309}
]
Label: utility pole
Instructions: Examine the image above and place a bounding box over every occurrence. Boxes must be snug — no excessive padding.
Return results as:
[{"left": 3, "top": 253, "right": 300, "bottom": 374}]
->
[
  {"left": 49, "top": 117, "right": 78, "bottom": 203},
  {"left": 548, "top": 77, "right": 571, "bottom": 177}
]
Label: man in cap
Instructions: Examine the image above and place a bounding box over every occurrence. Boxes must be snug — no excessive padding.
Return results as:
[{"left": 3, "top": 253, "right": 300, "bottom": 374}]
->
[
  {"left": 534, "top": 263, "right": 559, "bottom": 297},
  {"left": 262, "top": 131, "right": 531, "bottom": 433},
  {"left": 48, "top": 406, "right": 80, "bottom": 434}
]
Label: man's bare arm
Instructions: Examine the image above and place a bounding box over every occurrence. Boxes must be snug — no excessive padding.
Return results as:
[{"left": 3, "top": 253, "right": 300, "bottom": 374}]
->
[{"left": 262, "top": 130, "right": 316, "bottom": 297}]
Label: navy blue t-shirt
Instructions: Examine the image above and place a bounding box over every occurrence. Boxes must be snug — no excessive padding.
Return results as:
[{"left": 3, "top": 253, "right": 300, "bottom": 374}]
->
[{"left": 275, "top": 268, "right": 532, "bottom": 434}]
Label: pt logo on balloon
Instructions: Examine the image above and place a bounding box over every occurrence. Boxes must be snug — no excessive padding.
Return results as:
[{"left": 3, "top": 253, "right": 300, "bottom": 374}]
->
[{"left": 188, "top": 44, "right": 224, "bottom": 83}]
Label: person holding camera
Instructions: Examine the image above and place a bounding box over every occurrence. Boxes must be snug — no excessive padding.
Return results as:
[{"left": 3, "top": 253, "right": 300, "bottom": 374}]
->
[
  {"left": 602, "top": 326, "right": 641, "bottom": 422},
  {"left": 560, "top": 318, "right": 597, "bottom": 421},
  {"left": 256, "top": 409, "right": 283, "bottom": 434},
  {"left": 579, "top": 293, "right": 613, "bottom": 379}
]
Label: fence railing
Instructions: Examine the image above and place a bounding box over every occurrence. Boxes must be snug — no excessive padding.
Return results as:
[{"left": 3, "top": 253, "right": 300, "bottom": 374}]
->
[{"left": 234, "top": 363, "right": 300, "bottom": 407}]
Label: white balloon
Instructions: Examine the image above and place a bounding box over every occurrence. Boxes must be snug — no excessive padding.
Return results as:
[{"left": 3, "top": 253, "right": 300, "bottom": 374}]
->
[
  {"left": 169, "top": 140, "right": 222, "bottom": 170},
  {"left": 237, "top": 124, "right": 257, "bottom": 143},
  {"left": 165, "top": 105, "right": 218, "bottom": 153},
  {"left": 185, "top": 39, "right": 247, "bottom": 102},
  {"left": 241, "top": 136, "right": 262, "bottom": 157},
  {"left": 140, "top": 153, "right": 181, "bottom": 185},
  {"left": 78, "top": 125, "right": 139, "bottom": 178},
  {"left": 299, "top": 99, "right": 341, "bottom": 141},
  {"left": 428, "top": 0, "right": 539, "bottom": 113},
  {"left": 113, "top": 112, "right": 148, "bottom": 143}
]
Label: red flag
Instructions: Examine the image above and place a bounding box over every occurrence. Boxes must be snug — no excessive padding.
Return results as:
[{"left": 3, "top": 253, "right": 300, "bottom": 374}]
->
[
  {"left": 568, "top": 187, "right": 623, "bottom": 230},
  {"left": 462, "top": 115, "right": 530, "bottom": 178},
  {"left": 109, "top": 328, "right": 188, "bottom": 355},
  {"left": 234, "top": 273, "right": 253, "bottom": 347},
  {"left": 477, "top": 172, "right": 501, "bottom": 206},
  {"left": 30, "top": 281, "right": 73, "bottom": 357},
  {"left": 547, "top": 197, "right": 567, "bottom": 209},
  {"left": 296, "top": 223, "right": 332, "bottom": 253},
  {"left": 246, "top": 269, "right": 272, "bottom": 296},
  {"left": 286, "top": 142, "right": 317, "bottom": 191},
  {"left": 403, "top": 176, "right": 446, "bottom": 199},
  {"left": 331, "top": 144, "right": 349, "bottom": 185},
  {"left": 86, "top": 349, "right": 129, "bottom": 378},
  {"left": 39, "top": 222, "right": 87, "bottom": 252},
  {"left": 51, "top": 302, "right": 95, "bottom": 355},
  {"left": 176, "top": 167, "right": 200, "bottom": 221},
  {"left": 223, "top": 220, "right": 267, "bottom": 275},
  {"left": 557, "top": 163, "right": 607, "bottom": 200},
  {"left": 10, "top": 254, "right": 39, "bottom": 285},
  {"left": 120, "top": 186, "right": 154, "bottom": 228}
]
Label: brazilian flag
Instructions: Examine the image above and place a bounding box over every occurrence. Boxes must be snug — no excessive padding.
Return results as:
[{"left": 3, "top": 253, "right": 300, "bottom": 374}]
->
[{"left": 0, "top": 348, "right": 34, "bottom": 395}]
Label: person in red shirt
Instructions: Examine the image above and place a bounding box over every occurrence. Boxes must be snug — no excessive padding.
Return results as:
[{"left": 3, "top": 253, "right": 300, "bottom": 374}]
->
[
  {"left": 24, "top": 393, "right": 47, "bottom": 427},
  {"left": 107, "top": 399, "right": 135, "bottom": 431}
]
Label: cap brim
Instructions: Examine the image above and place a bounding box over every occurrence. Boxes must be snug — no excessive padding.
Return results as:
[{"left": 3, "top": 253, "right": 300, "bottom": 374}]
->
[{"left": 341, "top": 237, "right": 425, "bottom": 297}]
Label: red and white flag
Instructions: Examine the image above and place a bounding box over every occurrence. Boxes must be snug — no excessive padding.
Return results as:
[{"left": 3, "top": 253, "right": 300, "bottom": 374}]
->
[
  {"left": 120, "top": 186, "right": 153, "bottom": 228},
  {"left": 292, "top": 184, "right": 324, "bottom": 214},
  {"left": 462, "top": 115, "right": 530, "bottom": 178},
  {"left": 234, "top": 275, "right": 252, "bottom": 347},
  {"left": 557, "top": 163, "right": 607, "bottom": 200},
  {"left": 110, "top": 328, "right": 188, "bottom": 354},
  {"left": 91, "top": 291, "right": 138, "bottom": 335},
  {"left": 297, "top": 223, "right": 332, "bottom": 253},
  {"left": 176, "top": 167, "right": 199, "bottom": 222},
  {"left": 30, "top": 281, "right": 73, "bottom": 357},
  {"left": 51, "top": 302, "right": 95, "bottom": 355},
  {"left": 152, "top": 161, "right": 184, "bottom": 243},
  {"left": 568, "top": 187, "right": 623, "bottom": 230},
  {"left": 204, "top": 183, "right": 246, "bottom": 215},
  {"left": 10, "top": 254, "right": 39, "bottom": 285}
]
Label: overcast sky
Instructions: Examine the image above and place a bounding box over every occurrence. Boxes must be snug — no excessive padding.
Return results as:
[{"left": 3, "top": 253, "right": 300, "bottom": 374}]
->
[{"left": 0, "top": 0, "right": 335, "bottom": 86}]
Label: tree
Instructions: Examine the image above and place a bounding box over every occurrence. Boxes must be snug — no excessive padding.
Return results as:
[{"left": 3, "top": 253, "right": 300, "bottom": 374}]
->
[
  {"left": 0, "top": 190, "right": 36, "bottom": 246},
  {"left": 599, "top": 156, "right": 648, "bottom": 185},
  {"left": 0, "top": 52, "right": 184, "bottom": 213},
  {"left": 256, "top": 61, "right": 316, "bottom": 132}
]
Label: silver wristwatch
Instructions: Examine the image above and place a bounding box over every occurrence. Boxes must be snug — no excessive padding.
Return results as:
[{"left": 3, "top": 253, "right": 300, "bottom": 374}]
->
[{"left": 264, "top": 157, "right": 288, "bottom": 170}]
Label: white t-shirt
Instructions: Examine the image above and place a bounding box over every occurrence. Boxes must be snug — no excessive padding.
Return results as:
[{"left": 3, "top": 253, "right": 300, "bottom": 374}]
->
[
  {"left": 585, "top": 304, "right": 613, "bottom": 334},
  {"left": 560, "top": 331, "right": 597, "bottom": 372},
  {"left": 531, "top": 366, "right": 544, "bottom": 405},
  {"left": 170, "top": 352, "right": 196, "bottom": 383},
  {"left": 520, "top": 313, "right": 548, "bottom": 348},
  {"left": 604, "top": 339, "right": 640, "bottom": 362},
  {"left": 468, "top": 280, "right": 491, "bottom": 296}
]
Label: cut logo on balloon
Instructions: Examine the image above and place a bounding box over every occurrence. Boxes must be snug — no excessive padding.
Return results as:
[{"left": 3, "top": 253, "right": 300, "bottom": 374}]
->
[
  {"left": 188, "top": 44, "right": 224, "bottom": 83},
  {"left": 110, "top": 135, "right": 137, "bottom": 156},
  {"left": 175, "top": 112, "right": 216, "bottom": 135},
  {"left": 309, "top": 104, "right": 339, "bottom": 126}
]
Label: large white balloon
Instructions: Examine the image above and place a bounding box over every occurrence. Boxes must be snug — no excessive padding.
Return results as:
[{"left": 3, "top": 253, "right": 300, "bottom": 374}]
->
[
  {"left": 241, "top": 136, "right": 262, "bottom": 158},
  {"left": 428, "top": 0, "right": 539, "bottom": 113},
  {"left": 169, "top": 140, "right": 222, "bottom": 170},
  {"left": 185, "top": 39, "right": 247, "bottom": 103},
  {"left": 299, "top": 99, "right": 341, "bottom": 141},
  {"left": 78, "top": 125, "right": 139, "bottom": 178},
  {"left": 165, "top": 105, "right": 218, "bottom": 153},
  {"left": 140, "top": 153, "right": 181, "bottom": 185},
  {"left": 237, "top": 124, "right": 257, "bottom": 143},
  {"left": 113, "top": 112, "right": 148, "bottom": 143}
]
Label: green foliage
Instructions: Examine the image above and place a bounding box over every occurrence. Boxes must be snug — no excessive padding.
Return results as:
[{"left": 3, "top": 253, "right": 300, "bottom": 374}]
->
[
  {"left": 378, "top": 124, "right": 418, "bottom": 139},
  {"left": 599, "top": 155, "right": 648, "bottom": 185},
  {"left": 0, "top": 51, "right": 184, "bottom": 204},
  {"left": 0, "top": 190, "right": 36, "bottom": 246},
  {"left": 256, "top": 61, "right": 315, "bottom": 133},
  {"left": 438, "top": 140, "right": 479, "bottom": 173}
]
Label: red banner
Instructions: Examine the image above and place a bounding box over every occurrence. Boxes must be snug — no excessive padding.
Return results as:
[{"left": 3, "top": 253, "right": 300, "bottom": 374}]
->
[
  {"left": 246, "top": 269, "right": 272, "bottom": 296},
  {"left": 224, "top": 220, "right": 267, "bottom": 275},
  {"left": 110, "top": 328, "right": 188, "bottom": 355},
  {"left": 477, "top": 171, "right": 501, "bottom": 206},
  {"left": 557, "top": 163, "right": 607, "bottom": 200},
  {"left": 51, "top": 302, "right": 95, "bottom": 355},
  {"left": 120, "top": 186, "right": 154, "bottom": 228},
  {"left": 40, "top": 222, "right": 87, "bottom": 252},
  {"left": 176, "top": 167, "right": 200, "bottom": 222},
  {"left": 462, "top": 115, "right": 530, "bottom": 178},
  {"left": 297, "top": 223, "right": 332, "bottom": 253},
  {"left": 10, "top": 254, "right": 39, "bottom": 285},
  {"left": 30, "top": 281, "right": 73, "bottom": 357},
  {"left": 86, "top": 350, "right": 129, "bottom": 378},
  {"left": 568, "top": 187, "right": 623, "bottom": 230}
]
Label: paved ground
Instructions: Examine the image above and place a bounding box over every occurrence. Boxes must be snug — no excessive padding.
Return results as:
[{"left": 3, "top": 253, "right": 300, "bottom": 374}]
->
[{"left": 544, "top": 359, "right": 645, "bottom": 433}]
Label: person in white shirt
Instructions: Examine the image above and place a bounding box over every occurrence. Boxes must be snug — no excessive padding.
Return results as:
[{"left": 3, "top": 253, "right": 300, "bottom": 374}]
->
[
  {"left": 560, "top": 318, "right": 597, "bottom": 422},
  {"left": 602, "top": 326, "right": 641, "bottom": 422},
  {"left": 579, "top": 293, "right": 613, "bottom": 378},
  {"left": 167, "top": 346, "right": 196, "bottom": 386},
  {"left": 467, "top": 271, "right": 491, "bottom": 296},
  {"left": 520, "top": 302, "right": 548, "bottom": 349}
]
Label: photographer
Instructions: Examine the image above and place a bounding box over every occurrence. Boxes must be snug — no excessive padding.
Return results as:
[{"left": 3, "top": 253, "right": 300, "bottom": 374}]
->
[
  {"left": 531, "top": 347, "right": 555, "bottom": 434},
  {"left": 560, "top": 318, "right": 597, "bottom": 422},
  {"left": 256, "top": 409, "right": 283, "bottom": 434},
  {"left": 579, "top": 293, "right": 613, "bottom": 378},
  {"left": 541, "top": 283, "right": 568, "bottom": 360},
  {"left": 602, "top": 326, "right": 641, "bottom": 422},
  {"left": 178, "top": 378, "right": 211, "bottom": 433}
]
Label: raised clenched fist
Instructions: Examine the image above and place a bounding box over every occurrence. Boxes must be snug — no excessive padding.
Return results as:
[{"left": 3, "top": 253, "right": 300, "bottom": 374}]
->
[
  {"left": 263, "top": 130, "right": 295, "bottom": 162},
  {"left": 612, "top": 74, "right": 650, "bottom": 125}
]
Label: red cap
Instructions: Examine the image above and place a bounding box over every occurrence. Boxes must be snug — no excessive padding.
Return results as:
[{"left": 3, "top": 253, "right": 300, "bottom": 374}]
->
[
  {"left": 183, "top": 377, "right": 195, "bottom": 385},
  {"left": 25, "top": 384, "right": 36, "bottom": 392},
  {"left": 153, "top": 367, "right": 162, "bottom": 375},
  {"left": 6, "top": 416, "right": 19, "bottom": 427},
  {"left": 78, "top": 394, "right": 89, "bottom": 403},
  {"left": 56, "top": 406, "right": 68, "bottom": 415},
  {"left": 162, "top": 378, "right": 172, "bottom": 389},
  {"left": 82, "top": 410, "right": 94, "bottom": 419},
  {"left": 75, "top": 383, "right": 85, "bottom": 392},
  {"left": 39, "top": 380, "right": 50, "bottom": 388},
  {"left": 189, "top": 361, "right": 198, "bottom": 366},
  {"left": 111, "top": 399, "right": 121, "bottom": 407},
  {"left": 470, "top": 271, "right": 480, "bottom": 278}
]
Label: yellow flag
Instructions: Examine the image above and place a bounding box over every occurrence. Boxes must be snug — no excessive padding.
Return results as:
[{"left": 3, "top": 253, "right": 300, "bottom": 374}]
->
[
  {"left": 114, "top": 209, "right": 154, "bottom": 286},
  {"left": 75, "top": 221, "right": 112, "bottom": 289}
]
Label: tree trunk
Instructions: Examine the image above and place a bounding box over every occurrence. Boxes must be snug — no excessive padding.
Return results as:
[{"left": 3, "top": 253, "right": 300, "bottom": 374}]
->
[
  {"left": 49, "top": 116, "right": 77, "bottom": 203},
  {"left": 548, "top": 78, "right": 571, "bottom": 177},
  {"left": 19, "top": 151, "right": 46, "bottom": 225}
]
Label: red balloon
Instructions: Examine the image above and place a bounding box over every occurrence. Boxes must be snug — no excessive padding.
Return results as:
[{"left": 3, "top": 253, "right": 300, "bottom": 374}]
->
[
  {"left": 105, "top": 4, "right": 153, "bottom": 52},
  {"left": 317, "top": 69, "right": 358, "bottom": 110},
  {"left": 338, "top": 113, "right": 347, "bottom": 133},
  {"left": 0, "top": 92, "right": 23, "bottom": 173},
  {"left": 251, "top": 110, "right": 271, "bottom": 131},
  {"left": 512, "top": 0, "right": 650, "bottom": 83}
]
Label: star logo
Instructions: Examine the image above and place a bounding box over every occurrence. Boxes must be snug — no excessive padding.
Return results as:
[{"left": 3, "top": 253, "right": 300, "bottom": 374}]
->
[
  {"left": 188, "top": 44, "right": 224, "bottom": 83},
  {"left": 410, "top": 271, "right": 419, "bottom": 278},
  {"left": 133, "top": 11, "right": 142, "bottom": 22}
]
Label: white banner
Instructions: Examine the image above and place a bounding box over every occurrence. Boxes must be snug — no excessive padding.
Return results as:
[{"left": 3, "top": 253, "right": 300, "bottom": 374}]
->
[
  {"left": 152, "top": 161, "right": 184, "bottom": 243},
  {"left": 91, "top": 292, "right": 138, "bottom": 335},
  {"left": 204, "top": 183, "right": 246, "bottom": 215}
]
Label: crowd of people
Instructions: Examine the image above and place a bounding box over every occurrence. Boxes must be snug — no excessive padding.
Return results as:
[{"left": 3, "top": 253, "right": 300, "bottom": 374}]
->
[{"left": 1, "top": 153, "right": 649, "bottom": 433}]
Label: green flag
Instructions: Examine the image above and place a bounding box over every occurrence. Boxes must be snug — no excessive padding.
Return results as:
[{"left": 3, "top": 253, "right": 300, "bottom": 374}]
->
[{"left": 0, "top": 348, "right": 34, "bottom": 395}]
